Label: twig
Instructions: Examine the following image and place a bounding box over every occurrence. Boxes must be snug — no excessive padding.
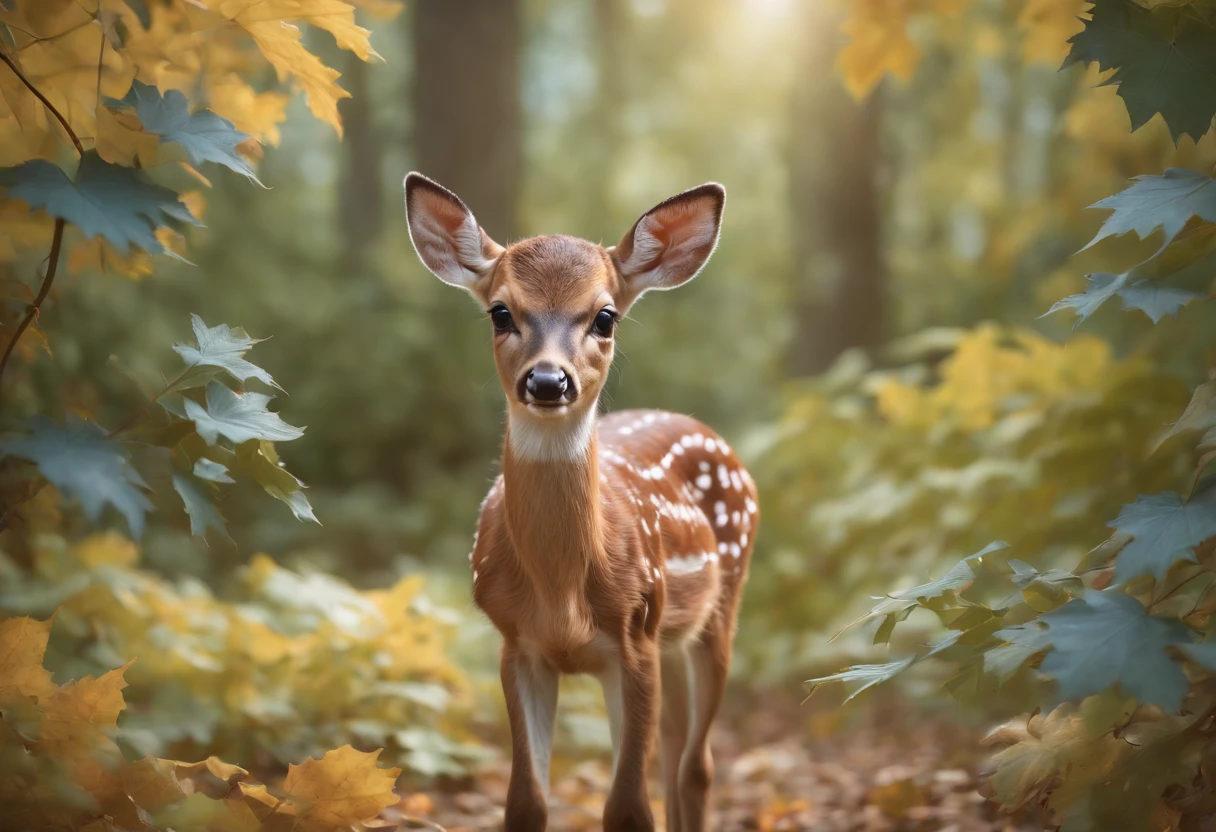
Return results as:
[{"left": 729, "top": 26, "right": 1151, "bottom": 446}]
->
[
  {"left": 0, "top": 51, "right": 84, "bottom": 154},
  {"left": 0, "top": 218, "right": 65, "bottom": 409},
  {"left": 0, "top": 47, "right": 85, "bottom": 406},
  {"left": 106, "top": 365, "right": 196, "bottom": 439}
]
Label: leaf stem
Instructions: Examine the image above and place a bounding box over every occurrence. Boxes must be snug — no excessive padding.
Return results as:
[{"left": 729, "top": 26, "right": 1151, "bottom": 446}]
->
[
  {"left": 0, "top": 48, "right": 88, "bottom": 405},
  {"left": 0, "top": 218, "right": 65, "bottom": 409},
  {"left": 0, "top": 51, "right": 84, "bottom": 155},
  {"left": 106, "top": 365, "right": 195, "bottom": 438},
  {"left": 1148, "top": 566, "right": 1213, "bottom": 613}
]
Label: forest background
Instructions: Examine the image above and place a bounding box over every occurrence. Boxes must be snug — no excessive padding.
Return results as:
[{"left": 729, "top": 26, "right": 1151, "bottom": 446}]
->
[{"left": 2, "top": 0, "right": 1216, "bottom": 829}]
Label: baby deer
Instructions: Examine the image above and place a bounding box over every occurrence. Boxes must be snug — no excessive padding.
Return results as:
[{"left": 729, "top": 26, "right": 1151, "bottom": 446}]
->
[{"left": 404, "top": 173, "right": 757, "bottom": 832}]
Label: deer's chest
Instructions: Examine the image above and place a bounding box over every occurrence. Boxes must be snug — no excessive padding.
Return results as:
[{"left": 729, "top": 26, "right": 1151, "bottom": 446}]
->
[{"left": 473, "top": 554, "right": 609, "bottom": 673}]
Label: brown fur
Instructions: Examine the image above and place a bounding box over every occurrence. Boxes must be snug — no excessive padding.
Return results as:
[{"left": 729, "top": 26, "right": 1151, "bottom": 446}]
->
[{"left": 404, "top": 172, "right": 754, "bottom": 832}]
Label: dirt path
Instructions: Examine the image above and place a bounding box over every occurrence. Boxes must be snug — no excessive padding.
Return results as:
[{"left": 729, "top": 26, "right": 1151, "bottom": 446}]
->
[{"left": 383, "top": 695, "right": 1028, "bottom": 831}]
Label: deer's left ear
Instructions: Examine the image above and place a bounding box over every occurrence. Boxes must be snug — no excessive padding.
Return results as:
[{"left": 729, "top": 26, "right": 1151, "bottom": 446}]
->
[{"left": 611, "top": 183, "right": 725, "bottom": 300}]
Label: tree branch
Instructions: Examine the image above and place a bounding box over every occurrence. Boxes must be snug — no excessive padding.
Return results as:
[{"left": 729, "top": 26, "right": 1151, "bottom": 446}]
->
[
  {"left": 0, "top": 47, "right": 86, "bottom": 405},
  {"left": 0, "top": 217, "right": 65, "bottom": 406},
  {"left": 0, "top": 51, "right": 84, "bottom": 155}
]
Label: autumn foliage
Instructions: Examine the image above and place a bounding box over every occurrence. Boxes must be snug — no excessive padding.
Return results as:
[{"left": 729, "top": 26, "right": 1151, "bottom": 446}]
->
[
  {"left": 4, "top": 0, "right": 1216, "bottom": 829},
  {"left": 1, "top": 611, "right": 403, "bottom": 831}
]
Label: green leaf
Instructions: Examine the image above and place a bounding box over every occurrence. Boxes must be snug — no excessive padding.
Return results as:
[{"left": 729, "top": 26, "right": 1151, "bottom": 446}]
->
[
  {"left": 1047, "top": 271, "right": 1202, "bottom": 325},
  {"left": 1117, "top": 276, "right": 1205, "bottom": 323},
  {"left": 1064, "top": 0, "right": 1216, "bottom": 144},
  {"left": 1107, "top": 483, "right": 1216, "bottom": 583},
  {"left": 113, "top": 81, "right": 260, "bottom": 183},
  {"left": 184, "top": 381, "right": 304, "bottom": 446},
  {"left": 1008, "top": 560, "right": 1084, "bottom": 612},
  {"left": 0, "top": 151, "right": 201, "bottom": 255},
  {"left": 1, "top": 416, "right": 151, "bottom": 537},
  {"left": 171, "top": 473, "right": 230, "bottom": 541},
  {"left": 173, "top": 314, "right": 279, "bottom": 390},
  {"left": 234, "top": 440, "right": 319, "bottom": 524},
  {"left": 192, "top": 458, "right": 234, "bottom": 484},
  {"left": 889, "top": 541, "right": 1008, "bottom": 602},
  {"left": 1156, "top": 381, "right": 1216, "bottom": 449},
  {"left": 805, "top": 656, "right": 915, "bottom": 702},
  {"left": 1000, "top": 590, "right": 1192, "bottom": 711},
  {"left": 1082, "top": 169, "right": 1216, "bottom": 254}
]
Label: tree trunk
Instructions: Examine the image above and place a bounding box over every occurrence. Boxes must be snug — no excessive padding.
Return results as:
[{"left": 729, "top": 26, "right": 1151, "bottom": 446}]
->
[
  {"left": 338, "top": 51, "right": 384, "bottom": 268},
  {"left": 787, "top": 5, "right": 885, "bottom": 376},
  {"left": 411, "top": 0, "right": 522, "bottom": 241}
]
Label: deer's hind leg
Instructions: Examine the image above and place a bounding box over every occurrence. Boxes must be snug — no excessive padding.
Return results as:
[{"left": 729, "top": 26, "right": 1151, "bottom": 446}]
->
[
  {"left": 677, "top": 618, "right": 731, "bottom": 832},
  {"left": 660, "top": 650, "right": 691, "bottom": 832}
]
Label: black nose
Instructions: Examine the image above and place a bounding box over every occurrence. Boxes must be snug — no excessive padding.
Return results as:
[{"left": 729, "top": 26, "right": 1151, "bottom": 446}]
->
[{"left": 526, "top": 364, "right": 568, "bottom": 402}]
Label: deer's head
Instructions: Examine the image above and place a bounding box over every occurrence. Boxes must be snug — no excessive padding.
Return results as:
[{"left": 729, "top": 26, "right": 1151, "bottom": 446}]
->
[{"left": 404, "top": 173, "right": 724, "bottom": 459}]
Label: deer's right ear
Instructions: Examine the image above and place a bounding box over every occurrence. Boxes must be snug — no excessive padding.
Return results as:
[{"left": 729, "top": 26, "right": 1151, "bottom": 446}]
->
[{"left": 404, "top": 172, "right": 504, "bottom": 294}]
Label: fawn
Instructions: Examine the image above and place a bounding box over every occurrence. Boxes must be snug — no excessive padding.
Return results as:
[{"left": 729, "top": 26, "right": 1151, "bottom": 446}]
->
[{"left": 403, "top": 173, "right": 757, "bottom": 832}]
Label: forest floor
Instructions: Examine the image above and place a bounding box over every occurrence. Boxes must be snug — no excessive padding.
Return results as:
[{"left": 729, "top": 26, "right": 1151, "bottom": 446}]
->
[{"left": 381, "top": 691, "right": 1032, "bottom": 832}]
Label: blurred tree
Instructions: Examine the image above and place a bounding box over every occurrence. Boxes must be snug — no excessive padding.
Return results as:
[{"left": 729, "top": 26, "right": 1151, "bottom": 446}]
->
[
  {"left": 338, "top": 52, "right": 385, "bottom": 268},
  {"left": 412, "top": 0, "right": 522, "bottom": 240},
  {"left": 588, "top": 0, "right": 625, "bottom": 216},
  {"left": 788, "top": 2, "right": 885, "bottom": 375}
]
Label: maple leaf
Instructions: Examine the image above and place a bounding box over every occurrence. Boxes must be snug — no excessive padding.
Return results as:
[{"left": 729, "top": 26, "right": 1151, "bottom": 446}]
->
[
  {"left": 112, "top": 81, "right": 261, "bottom": 182},
  {"left": 184, "top": 381, "right": 305, "bottom": 446},
  {"left": 282, "top": 745, "right": 401, "bottom": 828},
  {"left": 193, "top": 458, "right": 235, "bottom": 483},
  {"left": 1064, "top": 0, "right": 1216, "bottom": 144},
  {"left": 172, "top": 472, "right": 231, "bottom": 540},
  {"left": 1155, "top": 381, "right": 1216, "bottom": 450},
  {"left": 207, "top": 76, "right": 291, "bottom": 146},
  {"left": 218, "top": 0, "right": 380, "bottom": 60},
  {"left": 1082, "top": 168, "right": 1216, "bottom": 254},
  {"left": 806, "top": 657, "right": 916, "bottom": 703},
  {"left": 835, "top": 0, "right": 918, "bottom": 99},
  {"left": 1046, "top": 271, "right": 1203, "bottom": 325},
  {"left": 0, "top": 151, "right": 201, "bottom": 256},
  {"left": 0, "top": 614, "right": 58, "bottom": 706},
  {"left": 1106, "top": 482, "right": 1216, "bottom": 583},
  {"left": 216, "top": 0, "right": 378, "bottom": 136},
  {"left": 2, "top": 416, "right": 153, "bottom": 538},
  {"left": 997, "top": 591, "right": 1192, "bottom": 710},
  {"left": 235, "top": 439, "right": 319, "bottom": 523},
  {"left": 173, "top": 314, "right": 280, "bottom": 389}
]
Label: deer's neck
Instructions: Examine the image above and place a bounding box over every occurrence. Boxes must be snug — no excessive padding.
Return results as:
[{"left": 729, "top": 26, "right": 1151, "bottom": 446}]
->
[{"left": 502, "top": 407, "right": 606, "bottom": 590}]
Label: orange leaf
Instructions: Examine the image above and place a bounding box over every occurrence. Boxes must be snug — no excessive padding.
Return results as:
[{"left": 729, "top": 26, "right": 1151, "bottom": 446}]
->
[
  {"left": 0, "top": 614, "right": 59, "bottom": 706},
  {"left": 283, "top": 745, "right": 401, "bottom": 828}
]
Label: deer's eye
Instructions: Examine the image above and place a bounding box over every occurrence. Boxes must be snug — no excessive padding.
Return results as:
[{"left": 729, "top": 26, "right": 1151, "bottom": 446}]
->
[
  {"left": 592, "top": 309, "right": 616, "bottom": 337},
  {"left": 490, "top": 306, "right": 514, "bottom": 333}
]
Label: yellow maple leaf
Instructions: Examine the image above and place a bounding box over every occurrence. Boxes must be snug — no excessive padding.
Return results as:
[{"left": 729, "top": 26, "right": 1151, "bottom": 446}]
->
[
  {"left": 1018, "top": 0, "right": 1086, "bottom": 64},
  {"left": 348, "top": 0, "right": 404, "bottom": 21},
  {"left": 0, "top": 614, "right": 58, "bottom": 706},
  {"left": 72, "top": 532, "right": 140, "bottom": 570},
  {"left": 40, "top": 660, "right": 134, "bottom": 739},
  {"left": 122, "top": 756, "right": 186, "bottom": 813},
  {"left": 283, "top": 745, "right": 401, "bottom": 828},
  {"left": 836, "top": 0, "right": 920, "bottom": 99},
  {"left": 235, "top": 16, "right": 350, "bottom": 135},
  {"left": 94, "top": 107, "right": 160, "bottom": 168},
  {"left": 217, "top": 0, "right": 380, "bottom": 60},
  {"left": 208, "top": 76, "right": 290, "bottom": 145},
  {"left": 0, "top": 200, "right": 54, "bottom": 261}
]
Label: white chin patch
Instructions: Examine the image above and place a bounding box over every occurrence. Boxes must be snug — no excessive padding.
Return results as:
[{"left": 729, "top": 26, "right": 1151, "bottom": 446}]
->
[{"left": 509, "top": 403, "right": 597, "bottom": 462}]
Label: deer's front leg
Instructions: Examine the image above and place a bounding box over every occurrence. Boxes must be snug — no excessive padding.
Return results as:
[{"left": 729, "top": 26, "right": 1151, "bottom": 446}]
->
[
  {"left": 603, "top": 635, "right": 659, "bottom": 832},
  {"left": 501, "top": 642, "right": 558, "bottom": 832}
]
